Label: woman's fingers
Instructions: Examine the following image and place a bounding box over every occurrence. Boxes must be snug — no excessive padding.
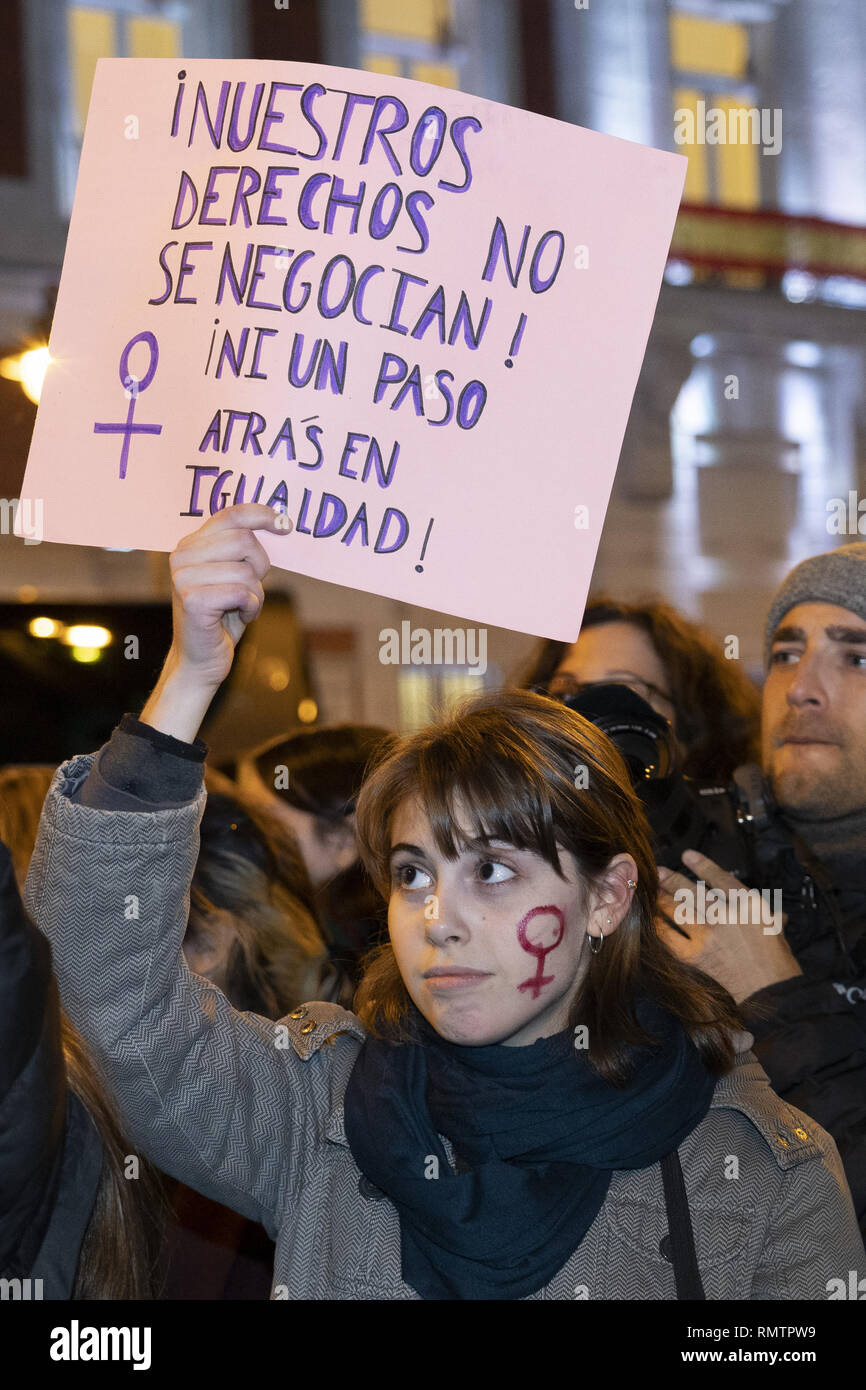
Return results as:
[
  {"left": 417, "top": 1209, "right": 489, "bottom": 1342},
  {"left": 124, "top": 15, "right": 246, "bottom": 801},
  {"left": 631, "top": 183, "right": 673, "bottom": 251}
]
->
[
  {"left": 657, "top": 865, "right": 694, "bottom": 897},
  {"left": 172, "top": 504, "right": 287, "bottom": 581},
  {"left": 173, "top": 561, "right": 266, "bottom": 597},
  {"left": 680, "top": 848, "right": 747, "bottom": 895},
  {"left": 181, "top": 580, "right": 265, "bottom": 625}
]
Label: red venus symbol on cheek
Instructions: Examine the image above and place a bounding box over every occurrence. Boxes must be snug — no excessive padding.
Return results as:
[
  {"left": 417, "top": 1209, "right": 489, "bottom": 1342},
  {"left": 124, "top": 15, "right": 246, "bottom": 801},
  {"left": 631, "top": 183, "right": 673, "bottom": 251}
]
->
[{"left": 516, "top": 906, "right": 566, "bottom": 998}]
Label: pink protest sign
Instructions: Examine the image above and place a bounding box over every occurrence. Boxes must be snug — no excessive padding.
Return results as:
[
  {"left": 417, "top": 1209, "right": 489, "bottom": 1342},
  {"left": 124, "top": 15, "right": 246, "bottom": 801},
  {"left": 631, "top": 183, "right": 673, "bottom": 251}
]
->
[{"left": 20, "top": 59, "right": 685, "bottom": 640}]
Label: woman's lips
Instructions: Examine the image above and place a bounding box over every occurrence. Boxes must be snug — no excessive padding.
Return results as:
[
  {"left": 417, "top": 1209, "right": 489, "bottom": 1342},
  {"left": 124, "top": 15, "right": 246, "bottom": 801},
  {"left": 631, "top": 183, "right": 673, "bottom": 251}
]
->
[
  {"left": 780, "top": 737, "right": 838, "bottom": 749},
  {"left": 423, "top": 967, "right": 492, "bottom": 992}
]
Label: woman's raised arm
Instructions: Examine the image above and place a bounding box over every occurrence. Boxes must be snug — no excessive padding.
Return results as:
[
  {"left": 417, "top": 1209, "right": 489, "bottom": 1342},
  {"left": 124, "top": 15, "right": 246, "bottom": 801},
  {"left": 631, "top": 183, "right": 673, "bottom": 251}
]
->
[{"left": 21, "top": 504, "right": 330, "bottom": 1235}]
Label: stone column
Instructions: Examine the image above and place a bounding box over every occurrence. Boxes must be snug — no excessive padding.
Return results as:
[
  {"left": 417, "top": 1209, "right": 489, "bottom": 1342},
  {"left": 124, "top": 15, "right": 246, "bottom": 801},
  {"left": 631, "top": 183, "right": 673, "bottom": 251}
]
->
[
  {"left": 547, "top": 0, "right": 674, "bottom": 150},
  {"left": 773, "top": 0, "right": 866, "bottom": 223}
]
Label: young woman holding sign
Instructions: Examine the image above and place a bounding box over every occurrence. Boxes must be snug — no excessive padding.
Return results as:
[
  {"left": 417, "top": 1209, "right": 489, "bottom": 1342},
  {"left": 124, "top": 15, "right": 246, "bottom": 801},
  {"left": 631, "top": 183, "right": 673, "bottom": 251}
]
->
[{"left": 26, "top": 504, "right": 863, "bottom": 1299}]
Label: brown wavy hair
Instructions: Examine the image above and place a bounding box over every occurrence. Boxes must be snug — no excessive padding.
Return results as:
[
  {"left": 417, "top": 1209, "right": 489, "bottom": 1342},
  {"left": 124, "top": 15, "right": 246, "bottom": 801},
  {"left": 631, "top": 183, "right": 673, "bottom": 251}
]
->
[
  {"left": 0, "top": 764, "right": 57, "bottom": 893},
  {"left": 186, "top": 771, "right": 328, "bottom": 1018},
  {"left": 519, "top": 595, "right": 761, "bottom": 782},
  {"left": 0, "top": 763, "right": 167, "bottom": 1297},
  {"left": 63, "top": 1018, "right": 166, "bottom": 1299},
  {"left": 352, "top": 688, "right": 743, "bottom": 1086}
]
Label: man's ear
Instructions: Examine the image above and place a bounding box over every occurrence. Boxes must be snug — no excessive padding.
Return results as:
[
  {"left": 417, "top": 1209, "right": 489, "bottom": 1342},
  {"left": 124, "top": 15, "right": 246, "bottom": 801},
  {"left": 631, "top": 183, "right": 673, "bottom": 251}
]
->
[{"left": 586, "top": 853, "right": 638, "bottom": 940}]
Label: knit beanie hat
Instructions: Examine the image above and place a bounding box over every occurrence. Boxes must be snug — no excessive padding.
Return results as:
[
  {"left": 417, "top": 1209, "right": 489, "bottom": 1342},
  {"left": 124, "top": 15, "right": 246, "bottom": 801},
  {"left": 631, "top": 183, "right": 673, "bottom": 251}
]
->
[{"left": 764, "top": 541, "right": 866, "bottom": 667}]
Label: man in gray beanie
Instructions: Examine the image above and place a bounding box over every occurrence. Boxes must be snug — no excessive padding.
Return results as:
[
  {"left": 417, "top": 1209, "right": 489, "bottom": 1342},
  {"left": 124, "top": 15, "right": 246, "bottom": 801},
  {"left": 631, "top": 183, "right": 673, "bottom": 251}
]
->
[
  {"left": 660, "top": 540, "right": 866, "bottom": 1236},
  {"left": 762, "top": 540, "right": 866, "bottom": 826}
]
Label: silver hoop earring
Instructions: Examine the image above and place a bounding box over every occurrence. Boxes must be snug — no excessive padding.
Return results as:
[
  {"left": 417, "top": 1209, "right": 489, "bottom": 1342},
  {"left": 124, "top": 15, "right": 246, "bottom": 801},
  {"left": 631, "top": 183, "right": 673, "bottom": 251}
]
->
[{"left": 588, "top": 928, "right": 605, "bottom": 955}]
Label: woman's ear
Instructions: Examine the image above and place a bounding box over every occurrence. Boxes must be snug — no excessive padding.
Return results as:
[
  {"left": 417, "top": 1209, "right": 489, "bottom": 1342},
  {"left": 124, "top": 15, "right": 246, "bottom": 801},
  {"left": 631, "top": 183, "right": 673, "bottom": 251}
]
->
[{"left": 586, "top": 853, "right": 638, "bottom": 942}]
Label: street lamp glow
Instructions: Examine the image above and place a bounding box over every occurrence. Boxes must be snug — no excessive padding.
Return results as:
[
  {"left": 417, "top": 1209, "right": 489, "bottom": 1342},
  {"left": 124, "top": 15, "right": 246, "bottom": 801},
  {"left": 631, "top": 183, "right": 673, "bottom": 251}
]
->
[
  {"left": 62, "top": 624, "right": 112, "bottom": 649},
  {"left": 0, "top": 346, "right": 51, "bottom": 404}
]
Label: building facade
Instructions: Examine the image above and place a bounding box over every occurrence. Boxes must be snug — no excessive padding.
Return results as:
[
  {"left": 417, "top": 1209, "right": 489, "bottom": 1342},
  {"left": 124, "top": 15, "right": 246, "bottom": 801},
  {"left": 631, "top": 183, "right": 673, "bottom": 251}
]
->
[{"left": 0, "top": 0, "right": 863, "bottom": 732}]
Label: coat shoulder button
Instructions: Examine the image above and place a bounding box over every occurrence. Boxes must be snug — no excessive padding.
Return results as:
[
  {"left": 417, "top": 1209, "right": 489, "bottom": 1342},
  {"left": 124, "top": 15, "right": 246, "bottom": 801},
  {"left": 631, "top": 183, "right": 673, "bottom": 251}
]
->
[
  {"left": 358, "top": 1175, "right": 385, "bottom": 1201},
  {"left": 300, "top": 1019, "right": 316, "bottom": 1034},
  {"left": 289, "top": 1006, "right": 308, "bottom": 1020}
]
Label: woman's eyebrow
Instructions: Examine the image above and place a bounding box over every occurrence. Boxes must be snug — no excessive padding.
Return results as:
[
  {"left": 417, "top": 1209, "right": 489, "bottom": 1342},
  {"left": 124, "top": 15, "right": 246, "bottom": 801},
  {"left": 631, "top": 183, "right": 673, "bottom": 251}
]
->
[
  {"left": 460, "top": 834, "right": 514, "bottom": 851},
  {"left": 388, "top": 835, "right": 515, "bottom": 861}
]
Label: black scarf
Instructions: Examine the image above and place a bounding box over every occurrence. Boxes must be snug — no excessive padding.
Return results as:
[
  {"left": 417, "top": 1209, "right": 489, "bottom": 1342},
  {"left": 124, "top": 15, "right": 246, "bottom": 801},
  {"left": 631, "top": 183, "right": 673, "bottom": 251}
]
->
[{"left": 343, "top": 996, "right": 716, "bottom": 1299}]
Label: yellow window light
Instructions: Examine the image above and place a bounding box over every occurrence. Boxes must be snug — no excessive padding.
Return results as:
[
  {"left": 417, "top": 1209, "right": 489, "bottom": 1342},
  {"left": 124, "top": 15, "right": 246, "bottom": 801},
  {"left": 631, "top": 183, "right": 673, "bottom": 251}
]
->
[
  {"left": 363, "top": 54, "right": 402, "bottom": 77},
  {"left": 297, "top": 698, "right": 318, "bottom": 724},
  {"left": 68, "top": 6, "right": 116, "bottom": 137},
  {"left": 29, "top": 617, "right": 60, "bottom": 639},
  {"left": 670, "top": 13, "right": 748, "bottom": 79},
  {"left": 128, "top": 16, "right": 180, "bottom": 59},
  {"left": 61, "top": 624, "right": 112, "bottom": 649},
  {"left": 410, "top": 61, "right": 458, "bottom": 89},
  {"left": 0, "top": 346, "right": 51, "bottom": 404},
  {"left": 715, "top": 95, "right": 761, "bottom": 209},
  {"left": 362, "top": 0, "right": 451, "bottom": 43},
  {"left": 673, "top": 88, "right": 708, "bottom": 204},
  {"left": 70, "top": 646, "right": 102, "bottom": 664}
]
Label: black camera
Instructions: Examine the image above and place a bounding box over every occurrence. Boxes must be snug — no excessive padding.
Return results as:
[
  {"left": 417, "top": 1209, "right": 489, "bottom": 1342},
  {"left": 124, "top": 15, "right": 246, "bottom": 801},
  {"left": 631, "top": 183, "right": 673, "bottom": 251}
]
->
[{"left": 550, "top": 682, "right": 769, "bottom": 878}]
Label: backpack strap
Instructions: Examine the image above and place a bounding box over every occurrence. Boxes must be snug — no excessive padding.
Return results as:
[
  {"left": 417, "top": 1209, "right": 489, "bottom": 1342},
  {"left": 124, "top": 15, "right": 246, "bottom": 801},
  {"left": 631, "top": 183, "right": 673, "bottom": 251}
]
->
[{"left": 660, "top": 1149, "right": 705, "bottom": 1300}]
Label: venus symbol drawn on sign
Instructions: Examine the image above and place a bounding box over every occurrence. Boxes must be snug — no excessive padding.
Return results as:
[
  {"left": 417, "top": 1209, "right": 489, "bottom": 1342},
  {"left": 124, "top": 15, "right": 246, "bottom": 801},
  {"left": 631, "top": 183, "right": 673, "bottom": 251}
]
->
[
  {"left": 516, "top": 905, "right": 565, "bottom": 998},
  {"left": 93, "top": 332, "right": 163, "bottom": 479}
]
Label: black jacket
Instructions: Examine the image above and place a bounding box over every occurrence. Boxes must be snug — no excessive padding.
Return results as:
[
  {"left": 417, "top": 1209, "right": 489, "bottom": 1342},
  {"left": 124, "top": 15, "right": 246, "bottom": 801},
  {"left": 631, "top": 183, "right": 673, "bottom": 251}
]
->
[
  {"left": 0, "top": 839, "right": 103, "bottom": 1297},
  {"left": 741, "top": 813, "right": 866, "bottom": 1234}
]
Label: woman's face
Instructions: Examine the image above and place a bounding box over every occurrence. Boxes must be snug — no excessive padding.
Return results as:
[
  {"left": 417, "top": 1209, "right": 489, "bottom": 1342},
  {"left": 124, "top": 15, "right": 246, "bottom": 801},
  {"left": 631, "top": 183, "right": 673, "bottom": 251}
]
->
[
  {"left": 183, "top": 911, "right": 237, "bottom": 990},
  {"left": 550, "top": 621, "right": 677, "bottom": 725},
  {"left": 388, "top": 795, "right": 628, "bottom": 1048},
  {"left": 270, "top": 801, "right": 358, "bottom": 889},
  {"left": 237, "top": 762, "right": 358, "bottom": 887}
]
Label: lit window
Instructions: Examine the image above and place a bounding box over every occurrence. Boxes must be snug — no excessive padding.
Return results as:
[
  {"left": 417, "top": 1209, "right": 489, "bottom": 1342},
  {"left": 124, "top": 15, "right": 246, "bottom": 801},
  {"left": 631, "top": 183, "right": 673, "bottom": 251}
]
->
[
  {"left": 669, "top": 9, "right": 759, "bottom": 211},
  {"left": 361, "top": 0, "right": 451, "bottom": 45},
  {"left": 410, "top": 62, "right": 458, "bottom": 90},
  {"left": 358, "top": 0, "right": 462, "bottom": 92},
  {"left": 439, "top": 671, "right": 485, "bottom": 714},
  {"left": 397, "top": 671, "right": 434, "bottom": 732},
  {"left": 128, "top": 15, "right": 179, "bottom": 59},
  {"left": 68, "top": 7, "right": 116, "bottom": 138},
  {"left": 363, "top": 54, "right": 403, "bottom": 77},
  {"left": 67, "top": 4, "right": 181, "bottom": 140},
  {"left": 670, "top": 13, "right": 747, "bottom": 80}
]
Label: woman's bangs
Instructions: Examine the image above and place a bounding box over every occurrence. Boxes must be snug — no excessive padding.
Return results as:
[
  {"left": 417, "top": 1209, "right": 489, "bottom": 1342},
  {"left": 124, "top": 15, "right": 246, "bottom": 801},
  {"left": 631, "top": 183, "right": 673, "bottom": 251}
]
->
[{"left": 418, "top": 739, "right": 563, "bottom": 872}]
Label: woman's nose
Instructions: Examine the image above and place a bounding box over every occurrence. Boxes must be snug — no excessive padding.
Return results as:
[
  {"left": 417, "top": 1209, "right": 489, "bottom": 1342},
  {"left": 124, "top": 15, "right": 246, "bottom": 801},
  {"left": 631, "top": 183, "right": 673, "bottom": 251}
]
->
[
  {"left": 423, "top": 892, "right": 467, "bottom": 945},
  {"left": 334, "top": 843, "right": 358, "bottom": 874}
]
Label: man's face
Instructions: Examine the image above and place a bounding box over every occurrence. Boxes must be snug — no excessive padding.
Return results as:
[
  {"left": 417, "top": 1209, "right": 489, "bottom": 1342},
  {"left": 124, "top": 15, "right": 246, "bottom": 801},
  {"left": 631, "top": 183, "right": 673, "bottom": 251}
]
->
[{"left": 762, "top": 602, "right": 866, "bottom": 818}]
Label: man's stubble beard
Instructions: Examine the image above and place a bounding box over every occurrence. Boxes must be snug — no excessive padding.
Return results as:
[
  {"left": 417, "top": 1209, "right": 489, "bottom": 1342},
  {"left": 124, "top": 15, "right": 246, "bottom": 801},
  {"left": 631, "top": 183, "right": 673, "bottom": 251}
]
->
[{"left": 768, "top": 756, "right": 866, "bottom": 821}]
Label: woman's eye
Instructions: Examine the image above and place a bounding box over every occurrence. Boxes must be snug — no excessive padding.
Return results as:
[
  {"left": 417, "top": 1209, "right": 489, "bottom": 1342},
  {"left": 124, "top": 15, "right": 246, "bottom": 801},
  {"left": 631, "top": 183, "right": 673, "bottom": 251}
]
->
[
  {"left": 477, "top": 860, "right": 515, "bottom": 884},
  {"left": 847, "top": 652, "right": 866, "bottom": 668},
  {"left": 770, "top": 649, "right": 799, "bottom": 665},
  {"left": 393, "top": 863, "right": 433, "bottom": 890}
]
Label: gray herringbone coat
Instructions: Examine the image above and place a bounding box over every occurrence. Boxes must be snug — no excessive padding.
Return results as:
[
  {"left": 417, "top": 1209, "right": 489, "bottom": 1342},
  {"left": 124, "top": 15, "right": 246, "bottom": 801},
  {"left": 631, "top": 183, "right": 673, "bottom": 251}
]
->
[{"left": 26, "top": 754, "right": 866, "bottom": 1300}]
